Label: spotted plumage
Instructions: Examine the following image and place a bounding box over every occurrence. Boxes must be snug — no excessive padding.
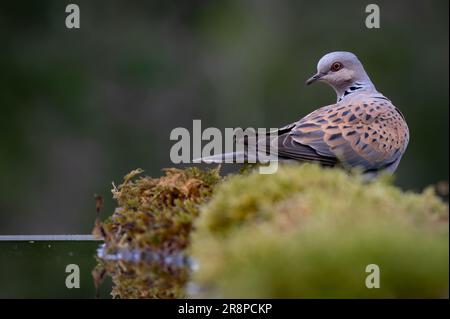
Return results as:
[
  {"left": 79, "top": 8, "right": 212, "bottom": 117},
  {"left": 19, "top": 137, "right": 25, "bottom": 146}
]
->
[
  {"left": 274, "top": 92, "right": 409, "bottom": 173},
  {"left": 198, "top": 51, "right": 409, "bottom": 175}
]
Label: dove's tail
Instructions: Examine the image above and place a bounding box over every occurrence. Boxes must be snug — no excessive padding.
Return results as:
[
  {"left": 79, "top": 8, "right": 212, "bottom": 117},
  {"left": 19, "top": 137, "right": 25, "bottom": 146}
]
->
[
  {"left": 193, "top": 151, "right": 246, "bottom": 164},
  {"left": 193, "top": 151, "right": 281, "bottom": 164}
]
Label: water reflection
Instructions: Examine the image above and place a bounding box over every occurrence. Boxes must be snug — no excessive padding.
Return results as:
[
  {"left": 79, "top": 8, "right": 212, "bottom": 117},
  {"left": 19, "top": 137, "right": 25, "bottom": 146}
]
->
[{"left": 93, "top": 245, "right": 191, "bottom": 298}]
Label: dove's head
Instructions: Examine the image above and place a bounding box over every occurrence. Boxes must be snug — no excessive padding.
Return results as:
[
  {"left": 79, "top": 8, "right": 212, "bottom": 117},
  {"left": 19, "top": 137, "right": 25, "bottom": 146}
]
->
[{"left": 306, "top": 51, "right": 376, "bottom": 100}]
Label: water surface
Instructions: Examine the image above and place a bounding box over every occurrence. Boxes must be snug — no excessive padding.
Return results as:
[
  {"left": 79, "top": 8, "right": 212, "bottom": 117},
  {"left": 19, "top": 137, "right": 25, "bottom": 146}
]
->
[{"left": 0, "top": 236, "right": 112, "bottom": 298}]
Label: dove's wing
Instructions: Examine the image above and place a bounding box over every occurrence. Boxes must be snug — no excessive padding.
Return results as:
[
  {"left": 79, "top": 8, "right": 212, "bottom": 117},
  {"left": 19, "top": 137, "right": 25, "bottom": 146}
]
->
[{"left": 271, "top": 94, "right": 409, "bottom": 172}]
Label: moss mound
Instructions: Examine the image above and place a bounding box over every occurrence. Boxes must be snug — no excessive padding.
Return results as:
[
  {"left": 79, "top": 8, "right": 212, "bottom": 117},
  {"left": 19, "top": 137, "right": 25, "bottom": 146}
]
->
[
  {"left": 93, "top": 167, "right": 221, "bottom": 298},
  {"left": 96, "top": 167, "right": 221, "bottom": 252},
  {"left": 191, "top": 164, "right": 449, "bottom": 298}
]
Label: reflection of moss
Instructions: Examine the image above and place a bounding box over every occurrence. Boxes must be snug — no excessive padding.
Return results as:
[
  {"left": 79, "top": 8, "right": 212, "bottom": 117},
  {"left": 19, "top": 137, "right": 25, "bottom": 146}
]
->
[
  {"left": 191, "top": 164, "right": 449, "bottom": 298},
  {"left": 93, "top": 258, "right": 190, "bottom": 299},
  {"left": 93, "top": 167, "right": 221, "bottom": 298}
]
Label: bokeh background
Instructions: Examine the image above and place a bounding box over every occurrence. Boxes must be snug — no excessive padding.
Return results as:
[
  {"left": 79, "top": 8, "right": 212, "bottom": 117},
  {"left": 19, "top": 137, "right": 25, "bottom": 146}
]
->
[{"left": 0, "top": 0, "right": 448, "bottom": 234}]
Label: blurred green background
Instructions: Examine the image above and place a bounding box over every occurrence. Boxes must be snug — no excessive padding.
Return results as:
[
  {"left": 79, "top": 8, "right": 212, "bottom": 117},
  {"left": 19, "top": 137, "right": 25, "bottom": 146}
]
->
[{"left": 0, "top": 0, "right": 448, "bottom": 234}]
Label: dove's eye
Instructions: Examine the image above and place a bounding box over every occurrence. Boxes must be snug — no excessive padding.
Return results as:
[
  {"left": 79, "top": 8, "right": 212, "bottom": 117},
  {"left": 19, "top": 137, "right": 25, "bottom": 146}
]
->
[{"left": 331, "top": 62, "right": 342, "bottom": 72}]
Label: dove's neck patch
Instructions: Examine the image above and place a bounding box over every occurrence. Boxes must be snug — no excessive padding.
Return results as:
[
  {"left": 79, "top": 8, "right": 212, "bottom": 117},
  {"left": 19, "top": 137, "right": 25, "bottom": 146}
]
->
[{"left": 337, "top": 81, "right": 374, "bottom": 102}]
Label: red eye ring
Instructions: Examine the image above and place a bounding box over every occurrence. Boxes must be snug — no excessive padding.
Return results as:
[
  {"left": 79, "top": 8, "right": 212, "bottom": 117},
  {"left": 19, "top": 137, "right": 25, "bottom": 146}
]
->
[{"left": 331, "top": 62, "right": 342, "bottom": 72}]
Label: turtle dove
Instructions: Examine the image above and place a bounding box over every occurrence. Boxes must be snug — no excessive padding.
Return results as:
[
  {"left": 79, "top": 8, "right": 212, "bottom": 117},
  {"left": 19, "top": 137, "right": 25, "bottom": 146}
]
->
[{"left": 199, "top": 51, "right": 409, "bottom": 176}]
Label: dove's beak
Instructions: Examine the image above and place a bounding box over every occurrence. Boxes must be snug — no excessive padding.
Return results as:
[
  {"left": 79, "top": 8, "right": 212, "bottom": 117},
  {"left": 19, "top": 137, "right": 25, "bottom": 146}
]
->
[{"left": 306, "top": 72, "right": 324, "bottom": 85}]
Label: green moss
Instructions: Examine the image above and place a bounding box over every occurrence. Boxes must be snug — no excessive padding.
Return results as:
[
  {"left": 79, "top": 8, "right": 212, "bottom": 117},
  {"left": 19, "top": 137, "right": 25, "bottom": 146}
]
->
[
  {"left": 94, "top": 164, "right": 448, "bottom": 298},
  {"left": 191, "top": 164, "right": 449, "bottom": 298},
  {"left": 93, "top": 167, "right": 221, "bottom": 298},
  {"left": 96, "top": 167, "right": 221, "bottom": 252}
]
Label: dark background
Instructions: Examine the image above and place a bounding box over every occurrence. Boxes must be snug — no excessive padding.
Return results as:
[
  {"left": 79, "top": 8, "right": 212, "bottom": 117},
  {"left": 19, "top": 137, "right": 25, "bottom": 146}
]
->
[{"left": 0, "top": 0, "right": 448, "bottom": 234}]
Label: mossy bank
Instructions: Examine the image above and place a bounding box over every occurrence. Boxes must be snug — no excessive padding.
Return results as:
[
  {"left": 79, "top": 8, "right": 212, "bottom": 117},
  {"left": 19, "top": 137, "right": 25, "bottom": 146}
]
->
[
  {"left": 191, "top": 164, "right": 448, "bottom": 298},
  {"left": 94, "top": 164, "right": 448, "bottom": 298},
  {"left": 93, "top": 167, "right": 221, "bottom": 298}
]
